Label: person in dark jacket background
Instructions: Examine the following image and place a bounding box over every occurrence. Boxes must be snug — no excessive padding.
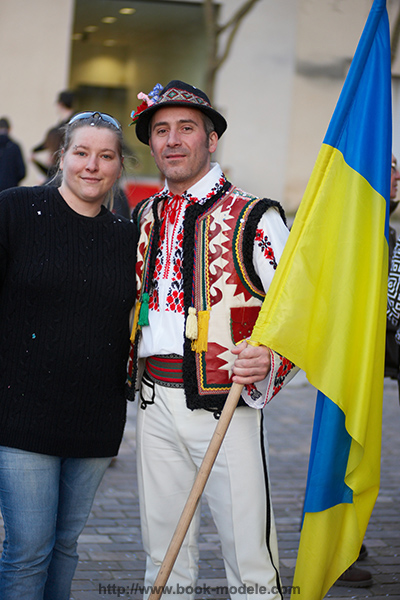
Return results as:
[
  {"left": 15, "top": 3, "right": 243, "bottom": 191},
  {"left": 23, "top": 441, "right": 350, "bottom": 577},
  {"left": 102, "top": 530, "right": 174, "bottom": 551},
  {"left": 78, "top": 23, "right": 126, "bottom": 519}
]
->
[
  {"left": 0, "top": 117, "right": 26, "bottom": 192},
  {"left": 31, "top": 90, "right": 75, "bottom": 181}
]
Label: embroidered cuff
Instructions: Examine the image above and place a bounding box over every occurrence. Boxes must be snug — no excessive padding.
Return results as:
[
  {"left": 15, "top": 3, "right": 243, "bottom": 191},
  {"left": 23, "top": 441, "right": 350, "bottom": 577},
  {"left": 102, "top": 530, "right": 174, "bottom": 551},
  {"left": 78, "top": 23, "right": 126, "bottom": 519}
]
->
[{"left": 241, "top": 349, "right": 297, "bottom": 409}]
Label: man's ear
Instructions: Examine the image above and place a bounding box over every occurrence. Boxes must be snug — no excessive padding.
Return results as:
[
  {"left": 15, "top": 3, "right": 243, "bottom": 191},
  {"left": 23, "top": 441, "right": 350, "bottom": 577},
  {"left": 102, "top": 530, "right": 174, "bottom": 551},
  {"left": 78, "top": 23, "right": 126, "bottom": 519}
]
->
[
  {"left": 209, "top": 131, "right": 218, "bottom": 154},
  {"left": 149, "top": 138, "right": 154, "bottom": 157}
]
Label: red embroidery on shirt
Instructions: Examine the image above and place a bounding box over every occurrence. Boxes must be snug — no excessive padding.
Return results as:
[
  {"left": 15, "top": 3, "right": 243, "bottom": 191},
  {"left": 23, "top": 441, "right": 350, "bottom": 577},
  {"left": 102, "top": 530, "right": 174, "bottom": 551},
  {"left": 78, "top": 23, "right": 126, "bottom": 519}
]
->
[
  {"left": 272, "top": 356, "right": 295, "bottom": 397},
  {"left": 255, "top": 229, "right": 277, "bottom": 269},
  {"left": 150, "top": 219, "right": 184, "bottom": 313},
  {"left": 166, "top": 288, "right": 185, "bottom": 313},
  {"left": 149, "top": 176, "right": 227, "bottom": 314}
]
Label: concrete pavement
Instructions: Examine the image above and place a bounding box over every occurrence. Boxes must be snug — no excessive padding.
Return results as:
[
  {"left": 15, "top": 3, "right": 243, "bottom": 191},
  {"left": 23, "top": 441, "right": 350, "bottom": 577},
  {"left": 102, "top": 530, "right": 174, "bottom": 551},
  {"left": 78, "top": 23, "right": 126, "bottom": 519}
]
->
[{"left": 1, "top": 372, "right": 399, "bottom": 599}]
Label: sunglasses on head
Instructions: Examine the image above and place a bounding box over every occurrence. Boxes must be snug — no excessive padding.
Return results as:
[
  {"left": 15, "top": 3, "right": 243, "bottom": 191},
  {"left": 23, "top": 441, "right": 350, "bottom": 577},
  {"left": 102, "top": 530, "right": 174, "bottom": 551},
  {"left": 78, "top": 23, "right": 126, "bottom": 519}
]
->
[{"left": 68, "top": 111, "right": 122, "bottom": 130}]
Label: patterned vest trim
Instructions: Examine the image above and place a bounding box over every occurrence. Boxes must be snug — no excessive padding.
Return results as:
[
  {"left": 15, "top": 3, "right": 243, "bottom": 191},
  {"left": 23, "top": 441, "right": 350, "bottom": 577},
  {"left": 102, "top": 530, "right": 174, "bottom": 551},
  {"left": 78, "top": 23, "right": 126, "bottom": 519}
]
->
[{"left": 126, "top": 183, "right": 286, "bottom": 413}]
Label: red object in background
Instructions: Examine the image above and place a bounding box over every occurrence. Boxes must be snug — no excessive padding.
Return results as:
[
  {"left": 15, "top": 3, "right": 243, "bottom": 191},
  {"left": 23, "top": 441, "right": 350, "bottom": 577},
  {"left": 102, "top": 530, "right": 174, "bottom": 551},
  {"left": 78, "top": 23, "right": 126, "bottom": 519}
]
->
[{"left": 124, "top": 178, "right": 162, "bottom": 208}]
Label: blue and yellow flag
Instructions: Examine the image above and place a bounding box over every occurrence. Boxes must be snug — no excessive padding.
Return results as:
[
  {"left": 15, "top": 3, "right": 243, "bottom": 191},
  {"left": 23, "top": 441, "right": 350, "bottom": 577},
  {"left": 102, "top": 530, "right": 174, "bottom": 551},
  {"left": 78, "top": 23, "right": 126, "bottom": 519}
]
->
[{"left": 251, "top": 0, "right": 392, "bottom": 597}]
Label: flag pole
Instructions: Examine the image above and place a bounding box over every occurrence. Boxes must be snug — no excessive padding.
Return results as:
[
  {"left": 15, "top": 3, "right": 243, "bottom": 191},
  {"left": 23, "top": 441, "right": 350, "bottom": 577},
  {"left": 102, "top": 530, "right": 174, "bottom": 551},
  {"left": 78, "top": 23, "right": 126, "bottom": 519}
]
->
[{"left": 148, "top": 382, "right": 244, "bottom": 600}]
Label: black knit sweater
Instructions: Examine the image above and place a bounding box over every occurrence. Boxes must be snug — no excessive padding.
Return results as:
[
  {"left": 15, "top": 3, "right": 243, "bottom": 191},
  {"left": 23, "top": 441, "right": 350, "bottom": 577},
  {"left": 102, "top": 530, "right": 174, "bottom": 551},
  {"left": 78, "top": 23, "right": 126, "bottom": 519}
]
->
[{"left": 0, "top": 186, "right": 137, "bottom": 457}]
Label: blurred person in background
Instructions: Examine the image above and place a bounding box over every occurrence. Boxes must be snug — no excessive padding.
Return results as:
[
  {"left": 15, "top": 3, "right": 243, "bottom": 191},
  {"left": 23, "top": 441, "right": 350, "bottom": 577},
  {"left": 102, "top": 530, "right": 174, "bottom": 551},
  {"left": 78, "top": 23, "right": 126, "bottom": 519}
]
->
[
  {"left": 385, "top": 155, "right": 400, "bottom": 381},
  {"left": 31, "top": 90, "right": 75, "bottom": 181},
  {"left": 386, "top": 154, "right": 400, "bottom": 399},
  {"left": 0, "top": 117, "right": 26, "bottom": 192}
]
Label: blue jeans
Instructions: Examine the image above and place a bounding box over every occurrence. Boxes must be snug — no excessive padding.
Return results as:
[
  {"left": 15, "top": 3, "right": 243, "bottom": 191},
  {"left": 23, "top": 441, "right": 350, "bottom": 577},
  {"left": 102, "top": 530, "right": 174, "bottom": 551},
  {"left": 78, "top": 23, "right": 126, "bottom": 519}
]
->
[{"left": 0, "top": 446, "right": 111, "bottom": 600}]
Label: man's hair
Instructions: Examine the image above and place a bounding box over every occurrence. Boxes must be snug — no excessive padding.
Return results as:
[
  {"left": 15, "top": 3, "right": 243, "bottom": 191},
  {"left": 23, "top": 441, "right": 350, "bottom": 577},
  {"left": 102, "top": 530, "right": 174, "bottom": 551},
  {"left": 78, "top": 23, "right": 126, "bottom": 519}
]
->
[
  {"left": 201, "top": 113, "right": 215, "bottom": 138},
  {"left": 0, "top": 117, "right": 10, "bottom": 131}
]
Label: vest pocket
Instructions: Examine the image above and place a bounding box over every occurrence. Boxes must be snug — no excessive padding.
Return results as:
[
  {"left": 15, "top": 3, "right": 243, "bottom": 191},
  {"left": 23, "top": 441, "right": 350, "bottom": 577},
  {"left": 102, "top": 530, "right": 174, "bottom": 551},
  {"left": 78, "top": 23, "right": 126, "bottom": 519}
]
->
[{"left": 230, "top": 306, "right": 261, "bottom": 344}]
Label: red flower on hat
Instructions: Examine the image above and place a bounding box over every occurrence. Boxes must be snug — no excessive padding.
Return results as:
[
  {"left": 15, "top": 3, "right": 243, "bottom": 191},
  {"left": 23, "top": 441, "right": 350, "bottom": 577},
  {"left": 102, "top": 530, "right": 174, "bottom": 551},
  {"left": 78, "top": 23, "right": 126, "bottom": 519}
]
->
[{"left": 130, "top": 101, "right": 149, "bottom": 124}]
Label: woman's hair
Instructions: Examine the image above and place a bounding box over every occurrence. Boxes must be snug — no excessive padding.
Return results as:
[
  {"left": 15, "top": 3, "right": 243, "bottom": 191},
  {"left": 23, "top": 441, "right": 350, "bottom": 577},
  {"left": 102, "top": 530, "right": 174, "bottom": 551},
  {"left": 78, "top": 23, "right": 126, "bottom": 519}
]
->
[{"left": 51, "top": 112, "right": 124, "bottom": 210}]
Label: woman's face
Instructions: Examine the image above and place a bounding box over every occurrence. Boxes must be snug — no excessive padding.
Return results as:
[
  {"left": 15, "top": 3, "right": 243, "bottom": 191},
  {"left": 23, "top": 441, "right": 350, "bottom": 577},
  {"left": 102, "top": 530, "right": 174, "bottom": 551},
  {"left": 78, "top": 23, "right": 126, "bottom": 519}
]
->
[{"left": 59, "top": 125, "right": 123, "bottom": 216}]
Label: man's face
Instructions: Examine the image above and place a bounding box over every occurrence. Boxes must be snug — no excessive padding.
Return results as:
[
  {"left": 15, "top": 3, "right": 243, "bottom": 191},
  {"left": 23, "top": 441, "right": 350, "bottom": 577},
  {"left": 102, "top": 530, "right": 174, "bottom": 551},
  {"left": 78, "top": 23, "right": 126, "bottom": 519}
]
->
[
  {"left": 149, "top": 106, "right": 218, "bottom": 195},
  {"left": 391, "top": 154, "right": 400, "bottom": 200}
]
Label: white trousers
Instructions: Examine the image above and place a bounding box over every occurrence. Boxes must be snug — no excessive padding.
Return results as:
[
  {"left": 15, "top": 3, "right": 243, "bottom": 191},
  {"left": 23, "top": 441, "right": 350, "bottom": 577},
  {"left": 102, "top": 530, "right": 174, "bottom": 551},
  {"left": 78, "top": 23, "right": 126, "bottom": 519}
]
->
[{"left": 137, "top": 379, "right": 282, "bottom": 600}]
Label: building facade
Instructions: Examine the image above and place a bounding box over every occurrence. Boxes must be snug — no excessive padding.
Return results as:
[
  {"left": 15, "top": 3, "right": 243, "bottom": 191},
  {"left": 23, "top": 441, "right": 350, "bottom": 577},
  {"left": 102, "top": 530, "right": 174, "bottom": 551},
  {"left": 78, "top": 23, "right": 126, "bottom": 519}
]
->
[{"left": 0, "top": 0, "right": 399, "bottom": 213}]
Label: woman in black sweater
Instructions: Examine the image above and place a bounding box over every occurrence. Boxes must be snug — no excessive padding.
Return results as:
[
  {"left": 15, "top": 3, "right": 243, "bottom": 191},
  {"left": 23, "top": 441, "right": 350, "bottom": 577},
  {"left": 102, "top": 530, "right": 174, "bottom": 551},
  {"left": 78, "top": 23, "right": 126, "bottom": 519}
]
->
[{"left": 0, "top": 112, "right": 138, "bottom": 600}]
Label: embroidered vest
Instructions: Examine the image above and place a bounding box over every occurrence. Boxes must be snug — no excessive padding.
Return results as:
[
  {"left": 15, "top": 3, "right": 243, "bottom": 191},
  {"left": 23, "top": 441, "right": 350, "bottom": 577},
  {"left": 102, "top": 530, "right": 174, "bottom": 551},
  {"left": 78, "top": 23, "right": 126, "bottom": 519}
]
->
[{"left": 127, "top": 182, "right": 286, "bottom": 413}]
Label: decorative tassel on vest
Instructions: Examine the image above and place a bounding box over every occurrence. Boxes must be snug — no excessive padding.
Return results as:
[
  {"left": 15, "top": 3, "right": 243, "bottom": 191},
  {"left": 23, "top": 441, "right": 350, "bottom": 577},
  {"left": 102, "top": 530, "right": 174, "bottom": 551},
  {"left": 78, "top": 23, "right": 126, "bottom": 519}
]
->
[
  {"left": 185, "top": 308, "right": 210, "bottom": 353},
  {"left": 191, "top": 310, "right": 210, "bottom": 353},
  {"left": 130, "top": 301, "right": 142, "bottom": 342},
  {"left": 185, "top": 306, "right": 198, "bottom": 340},
  {"left": 138, "top": 292, "right": 150, "bottom": 327}
]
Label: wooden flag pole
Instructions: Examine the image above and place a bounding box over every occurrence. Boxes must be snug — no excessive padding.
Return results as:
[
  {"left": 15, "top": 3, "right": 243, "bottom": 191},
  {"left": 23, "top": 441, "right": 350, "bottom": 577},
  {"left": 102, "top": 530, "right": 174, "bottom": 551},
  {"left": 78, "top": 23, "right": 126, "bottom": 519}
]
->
[{"left": 148, "top": 382, "right": 244, "bottom": 600}]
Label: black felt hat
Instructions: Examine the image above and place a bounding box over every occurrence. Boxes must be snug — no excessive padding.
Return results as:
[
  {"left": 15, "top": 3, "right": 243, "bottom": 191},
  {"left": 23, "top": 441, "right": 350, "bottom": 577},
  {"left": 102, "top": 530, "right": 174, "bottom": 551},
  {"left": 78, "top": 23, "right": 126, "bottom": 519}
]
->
[{"left": 132, "top": 80, "right": 227, "bottom": 145}]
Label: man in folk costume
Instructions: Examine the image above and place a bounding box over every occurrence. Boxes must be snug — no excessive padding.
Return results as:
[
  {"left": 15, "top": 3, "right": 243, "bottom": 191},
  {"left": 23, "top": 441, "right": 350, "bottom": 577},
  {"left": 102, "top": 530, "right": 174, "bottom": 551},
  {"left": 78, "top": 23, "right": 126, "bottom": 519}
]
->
[{"left": 127, "top": 80, "right": 296, "bottom": 600}]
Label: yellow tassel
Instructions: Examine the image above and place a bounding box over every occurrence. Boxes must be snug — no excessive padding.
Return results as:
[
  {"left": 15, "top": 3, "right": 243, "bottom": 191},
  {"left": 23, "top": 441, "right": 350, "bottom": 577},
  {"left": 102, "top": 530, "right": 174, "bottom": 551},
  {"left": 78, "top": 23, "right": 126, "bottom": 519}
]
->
[
  {"left": 186, "top": 307, "right": 198, "bottom": 340},
  {"left": 130, "top": 301, "right": 141, "bottom": 342},
  {"left": 191, "top": 310, "right": 210, "bottom": 353}
]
